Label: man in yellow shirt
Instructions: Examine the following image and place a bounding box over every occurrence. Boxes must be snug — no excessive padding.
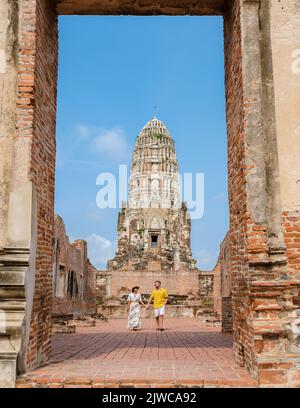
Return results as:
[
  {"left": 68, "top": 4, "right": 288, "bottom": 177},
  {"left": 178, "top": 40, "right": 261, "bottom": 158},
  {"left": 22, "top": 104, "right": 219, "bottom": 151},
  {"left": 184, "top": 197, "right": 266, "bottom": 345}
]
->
[{"left": 146, "top": 280, "right": 168, "bottom": 331}]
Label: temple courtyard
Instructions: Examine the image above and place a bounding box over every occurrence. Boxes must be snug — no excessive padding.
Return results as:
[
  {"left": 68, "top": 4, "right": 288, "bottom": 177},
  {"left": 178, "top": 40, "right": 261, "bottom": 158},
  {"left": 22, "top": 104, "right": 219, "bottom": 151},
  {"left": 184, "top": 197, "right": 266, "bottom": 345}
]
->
[{"left": 17, "top": 318, "right": 257, "bottom": 388}]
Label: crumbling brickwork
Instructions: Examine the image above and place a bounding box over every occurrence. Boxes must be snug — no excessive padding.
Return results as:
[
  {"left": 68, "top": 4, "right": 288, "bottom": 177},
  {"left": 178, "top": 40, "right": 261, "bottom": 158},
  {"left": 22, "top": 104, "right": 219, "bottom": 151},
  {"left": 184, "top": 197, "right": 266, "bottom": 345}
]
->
[
  {"left": 212, "top": 261, "right": 221, "bottom": 318},
  {"left": 221, "top": 296, "right": 233, "bottom": 334},
  {"left": 53, "top": 215, "right": 96, "bottom": 317},
  {"left": 212, "top": 232, "right": 232, "bottom": 331},
  {"left": 219, "top": 232, "right": 231, "bottom": 298},
  {"left": 224, "top": 0, "right": 300, "bottom": 384},
  {"left": 198, "top": 272, "right": 214, "bottom": 309},
  {"left": 17, "top": 0, "right": 58, "bottom": 373},
  {"left": 95, "top": 271, "right": 109, "bottom": 305},
  {"left": 109, "top": 269, "right": 200, "bottom": 298},
  {"left": 220, "top": 233, "right": 232, "bottom": 333},
  {"left": 224, "top": 0, "right": 249, "bottom": 370}
]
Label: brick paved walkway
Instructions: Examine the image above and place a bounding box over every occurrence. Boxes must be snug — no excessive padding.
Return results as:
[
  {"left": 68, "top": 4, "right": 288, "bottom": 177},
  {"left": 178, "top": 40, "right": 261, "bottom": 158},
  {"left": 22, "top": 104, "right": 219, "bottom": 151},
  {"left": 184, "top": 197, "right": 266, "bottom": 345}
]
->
[{"left": 17, "top": 319, "right": 258, "bottom": 388}]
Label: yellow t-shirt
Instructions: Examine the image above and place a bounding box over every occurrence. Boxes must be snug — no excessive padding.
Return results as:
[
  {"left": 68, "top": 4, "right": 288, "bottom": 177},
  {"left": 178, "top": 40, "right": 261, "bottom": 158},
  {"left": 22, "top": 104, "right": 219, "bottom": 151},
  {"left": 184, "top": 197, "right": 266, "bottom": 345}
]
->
[{"left": 150, "top": 288, "right": 168, "bottom": 309}]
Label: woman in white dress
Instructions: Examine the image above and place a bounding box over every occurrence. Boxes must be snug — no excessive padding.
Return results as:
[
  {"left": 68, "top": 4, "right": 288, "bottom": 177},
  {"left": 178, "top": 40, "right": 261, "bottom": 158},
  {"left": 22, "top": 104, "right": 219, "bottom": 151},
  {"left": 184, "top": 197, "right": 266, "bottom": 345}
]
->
[{"left": 127, "top": 286, "right": 146, "bottom": 331}]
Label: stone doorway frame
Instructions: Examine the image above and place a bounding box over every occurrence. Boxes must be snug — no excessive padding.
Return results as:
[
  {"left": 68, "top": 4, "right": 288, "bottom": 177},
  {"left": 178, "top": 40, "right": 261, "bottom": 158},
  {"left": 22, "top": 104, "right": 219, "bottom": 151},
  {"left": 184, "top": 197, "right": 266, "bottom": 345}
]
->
[{"left": 0, "top": 0, "right": 300, "bottom": 387}]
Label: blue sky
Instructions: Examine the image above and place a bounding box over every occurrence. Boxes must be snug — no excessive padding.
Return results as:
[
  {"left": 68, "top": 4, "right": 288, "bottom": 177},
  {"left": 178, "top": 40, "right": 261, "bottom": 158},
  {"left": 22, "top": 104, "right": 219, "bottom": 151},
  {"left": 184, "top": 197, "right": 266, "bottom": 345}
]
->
[{"left": 55, "top": 16, "right": 228, "bottom": 270}]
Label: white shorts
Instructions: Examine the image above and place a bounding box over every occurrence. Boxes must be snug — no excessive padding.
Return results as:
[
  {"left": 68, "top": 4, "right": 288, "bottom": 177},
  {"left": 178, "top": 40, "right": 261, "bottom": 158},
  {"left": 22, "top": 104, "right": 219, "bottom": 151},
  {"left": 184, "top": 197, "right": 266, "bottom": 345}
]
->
[{"left": 154, "top": 306, "right": 165, "bottom": 317}]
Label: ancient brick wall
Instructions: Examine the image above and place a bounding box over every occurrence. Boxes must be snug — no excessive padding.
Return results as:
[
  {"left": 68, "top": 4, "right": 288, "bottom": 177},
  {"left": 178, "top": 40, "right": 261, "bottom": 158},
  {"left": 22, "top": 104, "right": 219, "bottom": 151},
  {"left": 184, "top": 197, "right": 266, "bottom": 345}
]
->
[
  {"left": 272, "top": 4, "right": 300, "bottom": 366},
  {"left": 15, "top": 0, "right": 58, "bottom": 372},
  {"left": 252, "top": 1, "right": 300, "bottom": 387},
  {"left": 96, "top": 271, "right": 110, "bottom": 304},
  {"left": 224, "top": 0, "right": 300, "bottom": 384},
  {"left": 212, "top": 262, "right": 221, "bottom": 318},
  {"left": 219, "top": 232, "right": 231, "bottom": 297},
  {"left": 212, "top": 232, "right": 232, "bottom": 327},
  {"left": 198, "top": 272, "right": 214, "bottom": 308},
  {"left": 220, "top": 233, "right": 232, "bottom": 332},
  {"left": 86, "top": 261, "right": 97, "bottom": 308},
  {"left": 224, "top": 0, "right": 270, "bottom": 375},
  {"left": 271, "top": 6, "right": 300, "bottom": 387},
  {"left": 283, "top": 214, "right": 300, "bottom": 277},
  {"left": 221, "top": 296, "right": 233, "bottom": 334},
  {"left": 98, "top": 268, "right": 206, "bottom": 319},
  {"left": 110, "top": 268, "right": 200, "bottom": 298},
  {"left": 223, "top": 0, "right": 250, "bottom": 369},
  {"left": 53, "top": 215, "right": 96, "bottom": 317}
]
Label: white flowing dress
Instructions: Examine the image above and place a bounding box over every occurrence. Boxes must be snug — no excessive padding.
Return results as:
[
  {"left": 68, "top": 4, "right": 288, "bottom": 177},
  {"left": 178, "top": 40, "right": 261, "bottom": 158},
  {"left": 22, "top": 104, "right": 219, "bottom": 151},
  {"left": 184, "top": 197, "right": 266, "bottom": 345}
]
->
[{"left": 127, "top": 293, "right": 142, "bottom": 329}]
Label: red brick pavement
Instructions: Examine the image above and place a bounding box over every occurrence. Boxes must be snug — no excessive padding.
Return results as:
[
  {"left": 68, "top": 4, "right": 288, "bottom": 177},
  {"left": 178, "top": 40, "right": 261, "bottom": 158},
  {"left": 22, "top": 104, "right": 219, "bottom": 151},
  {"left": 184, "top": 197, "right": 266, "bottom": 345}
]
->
[{"left": 17, "top": 318, "right": 258, "bottom": 388}]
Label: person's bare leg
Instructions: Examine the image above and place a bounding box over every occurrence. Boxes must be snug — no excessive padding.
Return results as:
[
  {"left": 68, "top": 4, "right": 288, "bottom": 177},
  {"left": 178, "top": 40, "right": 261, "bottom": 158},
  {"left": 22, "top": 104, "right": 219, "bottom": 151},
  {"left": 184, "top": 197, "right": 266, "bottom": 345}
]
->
[
  {"left": 156, "top": 316, "right": 160, "bottom": 330},
  {"left": 159, "top": 315, "right": 164, "bottom": 330}
]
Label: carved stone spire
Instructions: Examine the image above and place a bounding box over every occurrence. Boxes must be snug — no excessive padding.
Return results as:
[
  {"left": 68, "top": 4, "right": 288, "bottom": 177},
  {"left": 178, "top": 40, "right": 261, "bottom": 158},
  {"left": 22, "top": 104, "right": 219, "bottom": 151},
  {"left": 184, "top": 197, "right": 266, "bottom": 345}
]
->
[
  {"left": 128, "top": 117, "right": 180, "bottom": 210},
  {"left": 108, "top": 117, "right": 196, "bottom": 272}
]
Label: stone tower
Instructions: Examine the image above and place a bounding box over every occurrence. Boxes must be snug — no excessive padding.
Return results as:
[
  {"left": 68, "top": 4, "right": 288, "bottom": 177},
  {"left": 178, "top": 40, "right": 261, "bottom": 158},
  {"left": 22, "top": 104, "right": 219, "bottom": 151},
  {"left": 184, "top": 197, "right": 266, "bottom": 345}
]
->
[{"left": 107, "top": 118, "right": 198, "bottom": 296}]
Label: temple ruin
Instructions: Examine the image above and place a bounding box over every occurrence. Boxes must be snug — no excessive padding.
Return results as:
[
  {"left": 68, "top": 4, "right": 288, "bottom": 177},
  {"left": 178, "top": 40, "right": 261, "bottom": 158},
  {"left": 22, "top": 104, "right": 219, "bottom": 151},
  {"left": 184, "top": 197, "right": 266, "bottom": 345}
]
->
[{"left": 107, "top": 117, "right": 200, "bottom": 296}]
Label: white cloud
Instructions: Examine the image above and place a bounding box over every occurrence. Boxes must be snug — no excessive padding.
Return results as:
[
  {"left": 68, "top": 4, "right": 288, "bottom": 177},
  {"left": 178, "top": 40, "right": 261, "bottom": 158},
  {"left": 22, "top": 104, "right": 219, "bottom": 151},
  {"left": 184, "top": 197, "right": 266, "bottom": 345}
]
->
[
  {"left": 90, "top": 127, "right": 129, "bottom": 161},
  {"left": 85, "top": 233, "right": 116, "bottom": 269},
  {"left": 73, "top": 124, "right": 129, "bottom": 162}
]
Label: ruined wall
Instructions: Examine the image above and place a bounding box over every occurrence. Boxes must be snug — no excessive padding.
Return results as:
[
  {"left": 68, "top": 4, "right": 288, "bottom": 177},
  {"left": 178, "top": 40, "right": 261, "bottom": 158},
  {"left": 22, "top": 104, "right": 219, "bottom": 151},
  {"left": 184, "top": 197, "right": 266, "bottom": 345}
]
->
[
  {"left": 219, "top": 233, "right": 232, "bottom": 333},
  {"left": 271, "top": 2, "right": 300, "bottom": 280},
  {"left": 259, "top": 1, "right": 300, "bottom": 386},
  {"left": 110, "top": 267, "right": 200, "bottom": 298},
  {"left": 198, "top": 272, "right": 214, "bottom": 308},
  {"left": 85, "top": 260, "right": 97, "bottom": 309},
  {"left": 0, "top": 0, "right": 58, "bottom": 379},
  {"left": 224, "top": 0, "right": 300, "bottom": 385},
  {"left": 212, "top": 232, "right": 232, "bottom": 328},
  {"left": 97, "top": 267, "right": 210, "bottom": 320},
  {"left": 221, "top": 296, "right": 232, "bottom": 334},
  {"left": 220, "top": 232, "right": 231, "bottom": 297},
  {"left": 20, "top": 0, "right": 58, "bottom": 373},
  {"left": 224, "top": 0, "right": 273, "bottom": 375},
  {"left": 224, "top": 0, "right": 251, "bottom": 370},
  {"left": 212, "top": 261, "right": 221, "bottom": 318},
  {"left": 53, "top": 215, "right": 96, "bottom": 317},
  {"left": 0, "top": 0, "right": 59, "bottom": 376},
  {"left": 96, "top": 270, "right": 110, "bottom": 304}
]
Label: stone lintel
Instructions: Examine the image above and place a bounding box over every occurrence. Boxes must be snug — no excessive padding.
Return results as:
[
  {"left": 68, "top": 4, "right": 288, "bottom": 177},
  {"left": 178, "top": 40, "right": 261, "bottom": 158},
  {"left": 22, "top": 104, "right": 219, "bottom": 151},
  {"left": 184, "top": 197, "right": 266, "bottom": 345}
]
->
[{"left": 56, "top": 0, "right": 226, "bottom": 16}]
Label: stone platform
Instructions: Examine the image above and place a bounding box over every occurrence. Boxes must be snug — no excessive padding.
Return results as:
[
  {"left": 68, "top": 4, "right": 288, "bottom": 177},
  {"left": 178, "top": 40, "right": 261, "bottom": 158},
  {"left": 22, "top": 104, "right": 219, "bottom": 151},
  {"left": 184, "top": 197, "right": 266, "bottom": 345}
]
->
[
  {"left": 97, "top": 304, "right": 195, "bottom": 319},
  {"left": 17, "top": 318, "right": 257, "bottom": 388}
]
